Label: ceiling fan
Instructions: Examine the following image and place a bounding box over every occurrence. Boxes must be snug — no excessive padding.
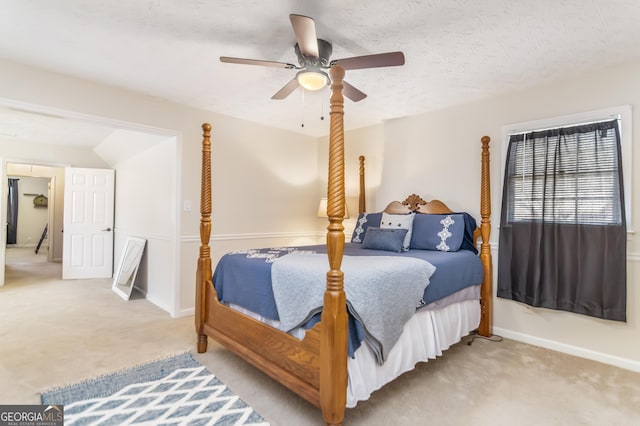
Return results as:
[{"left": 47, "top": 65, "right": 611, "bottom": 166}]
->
[{"left": 220, "top": 14, "right": 405, "bottom": 102}]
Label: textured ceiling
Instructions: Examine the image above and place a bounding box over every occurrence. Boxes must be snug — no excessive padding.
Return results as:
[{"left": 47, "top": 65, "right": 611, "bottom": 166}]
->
[{"left": 1, "top": 0, "right": 640, "bottom": 142}]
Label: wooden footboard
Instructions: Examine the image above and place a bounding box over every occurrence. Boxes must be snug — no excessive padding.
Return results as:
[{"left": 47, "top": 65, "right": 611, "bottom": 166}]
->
[{"left": 203, "top": 287, "right": 322, "bottom": 405}]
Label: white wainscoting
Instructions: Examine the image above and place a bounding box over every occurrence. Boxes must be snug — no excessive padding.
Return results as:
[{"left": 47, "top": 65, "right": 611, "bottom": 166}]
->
[{"left": 177, "top": 231, "right": 320, "bottom": 317}]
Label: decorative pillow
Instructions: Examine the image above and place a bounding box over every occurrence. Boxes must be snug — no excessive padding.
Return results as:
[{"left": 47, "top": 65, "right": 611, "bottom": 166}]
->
[
  {"left": 380, "top": 212, "right": 415, "bottom": 251},
  {"left": 351, "top": 212, "right": 382, "bottom": 243},
  {"left": 458, "top": 212, "right": 479, "bottom": 253},
  {"left": 410, "top": 213, "right": 465, "bottom": 251},
  {"left": 361, "top": 227, "right": 408, "bottom": 253}
]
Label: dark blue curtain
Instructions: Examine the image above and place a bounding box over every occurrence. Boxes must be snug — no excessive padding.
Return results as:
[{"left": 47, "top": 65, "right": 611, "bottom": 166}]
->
[{"left": 7, "top": 178, "right": 19, "bottom": 245}]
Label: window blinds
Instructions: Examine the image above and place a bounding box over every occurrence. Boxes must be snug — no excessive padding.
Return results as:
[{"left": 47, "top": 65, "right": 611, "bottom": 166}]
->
[{"left": 504, "top": 119, "right": 622, "bottom": 225}]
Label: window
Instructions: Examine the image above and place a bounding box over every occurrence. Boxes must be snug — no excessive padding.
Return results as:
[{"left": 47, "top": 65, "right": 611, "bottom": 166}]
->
[
  {"left": 501, "top": 105, "right": 632, "bottom": 231},
  {"left": 504, "top": 120, "right": 623, "bottom": 226},
  {"left": 497, "top": 108, "right": 629, "bottom": 322}
]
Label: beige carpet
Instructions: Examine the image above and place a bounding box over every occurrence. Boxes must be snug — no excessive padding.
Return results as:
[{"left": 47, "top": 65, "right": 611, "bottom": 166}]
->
[{"left": 1, "top": 247, "right": 639, "bottom": 425}]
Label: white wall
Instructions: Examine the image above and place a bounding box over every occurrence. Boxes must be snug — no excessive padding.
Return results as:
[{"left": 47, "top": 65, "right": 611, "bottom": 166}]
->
[
  {"left": 184, "top": 115, "right": 320, "bottom": 313},
  {"left": 343, "top": 60, "right": 640, "bottom": 370},
  {"left": 112, "top": 139, "right": 176, "bottom": 313}
]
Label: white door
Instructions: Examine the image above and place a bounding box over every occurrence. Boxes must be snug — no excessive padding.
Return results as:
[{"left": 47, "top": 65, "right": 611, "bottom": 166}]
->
[{"left": 62, "top": 167, "right": 115, "bottom": 279}]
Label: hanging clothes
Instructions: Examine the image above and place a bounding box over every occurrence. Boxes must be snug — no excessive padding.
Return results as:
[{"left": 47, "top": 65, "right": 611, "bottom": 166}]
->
[{"left": 7, "top": 178, "right": 19, "bottom": 245}]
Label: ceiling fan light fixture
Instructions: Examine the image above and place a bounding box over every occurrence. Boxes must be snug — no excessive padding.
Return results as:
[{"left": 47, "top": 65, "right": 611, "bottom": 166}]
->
[{"left": 296, "top": 70, "right": 329, "bottom": 91}]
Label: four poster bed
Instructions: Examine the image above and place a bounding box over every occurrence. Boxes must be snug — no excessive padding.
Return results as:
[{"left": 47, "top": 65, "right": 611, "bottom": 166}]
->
[{"left": 195, "top": 66, "right": 493, "bottom": 426}]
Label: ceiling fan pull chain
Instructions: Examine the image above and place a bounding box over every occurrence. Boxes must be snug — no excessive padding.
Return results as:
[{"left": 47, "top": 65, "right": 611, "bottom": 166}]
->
[{"left": 301, "top": 88, "right": 305, "bottom": 127}]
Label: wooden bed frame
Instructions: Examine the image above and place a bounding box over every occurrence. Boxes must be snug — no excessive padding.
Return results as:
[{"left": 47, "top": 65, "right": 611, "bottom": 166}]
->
[{"left": 195, "top": 66, "right": 492, "bottom": 426}]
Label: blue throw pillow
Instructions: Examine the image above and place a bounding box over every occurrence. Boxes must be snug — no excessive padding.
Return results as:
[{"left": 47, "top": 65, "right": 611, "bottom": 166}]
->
[
  {"left": 361, "top": 227, "right": 408, "bottom": 253},
  {"left": 351, "top": 212, "right": 382, "bottom": 243},
  {"left": 410, "top": 214, "right": 465, "bottom": 251}
]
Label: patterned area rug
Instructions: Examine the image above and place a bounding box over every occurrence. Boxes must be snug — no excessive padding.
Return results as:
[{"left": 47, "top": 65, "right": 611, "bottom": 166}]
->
[{"left": 40, "top": 352, "right": 269, "bottom": 426}]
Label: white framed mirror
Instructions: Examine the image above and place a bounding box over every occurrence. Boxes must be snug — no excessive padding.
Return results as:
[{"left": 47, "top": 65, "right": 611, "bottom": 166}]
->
[{"left": 112, "top": 237, "right": 146, "bottom": 301}]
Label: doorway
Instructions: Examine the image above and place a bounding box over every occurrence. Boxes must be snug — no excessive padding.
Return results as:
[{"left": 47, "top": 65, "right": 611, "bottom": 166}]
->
[
  {"left": 5, "top": 163, "right": 62, "bottom": 256},
  {"left": 0, "top": 102, "right": 181, "bottom": 316},
  {"left": 4, "top": 171, "right": 54, "bottom": 279}
]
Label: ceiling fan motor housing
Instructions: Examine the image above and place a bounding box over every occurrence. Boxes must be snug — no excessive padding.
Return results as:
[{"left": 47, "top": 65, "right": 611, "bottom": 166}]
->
[{"left": 295, "top": 39, "right": 332, "bottom": 68}]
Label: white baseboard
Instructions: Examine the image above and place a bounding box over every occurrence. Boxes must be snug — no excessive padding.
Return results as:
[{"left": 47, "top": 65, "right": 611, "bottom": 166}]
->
[
  {"left": 494, "top": 326, "right": 640, "bottom": 373},
  {"left": 176, "top": 307, "right": 195, "bottom": 318},
  {"left": 139, "top": 290, "right": 174, "bottom": 317}
]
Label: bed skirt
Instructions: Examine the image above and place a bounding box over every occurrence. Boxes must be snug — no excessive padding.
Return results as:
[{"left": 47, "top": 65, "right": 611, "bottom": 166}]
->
[
  {"left": 346, "top": 299, "right": 480, "bottom": 406},
  {"left": 229, "top": 298, "right": 480, "bottom": 407}
]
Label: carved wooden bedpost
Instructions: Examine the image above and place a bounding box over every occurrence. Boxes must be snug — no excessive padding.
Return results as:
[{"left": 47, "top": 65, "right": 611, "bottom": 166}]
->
[
  {"left": 478, "top": 135, "right": 493, "bottom": 337},
  {"left": 359, "top": 156, "right": 366, "bottom": 214},
  {"left": 196, "top": 123, "right": 212, "bottom": 353},
  {"left": 320, "top": 65, "right": 348, "bottom": 426}
]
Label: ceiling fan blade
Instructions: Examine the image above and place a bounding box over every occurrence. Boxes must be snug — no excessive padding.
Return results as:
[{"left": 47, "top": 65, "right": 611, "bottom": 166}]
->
[
  {"left": 271, "top": 78, "right": 300, "bottom": 100},
  {"left": 343, "top": 80, "right": 367, "bottom": 102},
  {"left": 290, "top": 14, "right": 319, "bottom": 58},
  {"left": 331, "top": 51, "right": 405, "bottom": 70},
  {"left": 220, "top": 56, "right": 297, "bottom": 69}
]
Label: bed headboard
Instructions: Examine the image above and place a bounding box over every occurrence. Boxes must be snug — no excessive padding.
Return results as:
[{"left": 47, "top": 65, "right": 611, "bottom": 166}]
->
[{"left": 383, "top": 194, "right": 454, "bottom": 215}]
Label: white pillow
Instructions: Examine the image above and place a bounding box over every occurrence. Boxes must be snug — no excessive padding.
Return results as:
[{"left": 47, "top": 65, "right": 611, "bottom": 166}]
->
[{"left": 380, "top": 212, "right": 415, "bottom": 251}]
